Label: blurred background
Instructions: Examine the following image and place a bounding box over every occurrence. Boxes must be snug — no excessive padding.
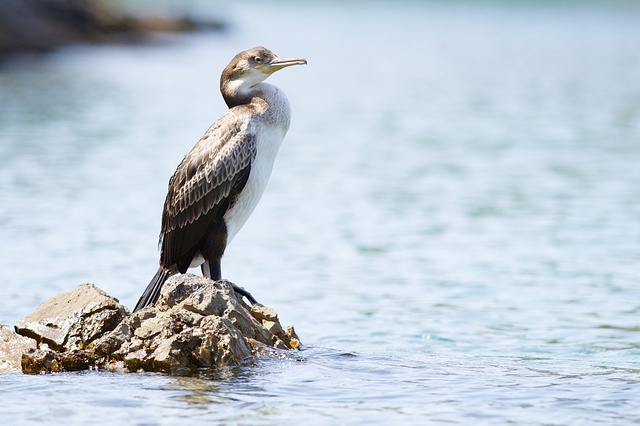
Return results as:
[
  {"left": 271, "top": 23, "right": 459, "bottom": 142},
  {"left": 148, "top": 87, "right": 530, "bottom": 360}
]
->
[{"left": 1, "top": 0, "right": 640, "bottom": 423}]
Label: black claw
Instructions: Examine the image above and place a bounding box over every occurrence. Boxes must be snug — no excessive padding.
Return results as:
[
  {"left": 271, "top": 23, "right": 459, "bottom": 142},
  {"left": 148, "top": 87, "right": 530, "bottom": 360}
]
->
[{"left": 231, "top": 283, "right": 258, "bottom": 305}]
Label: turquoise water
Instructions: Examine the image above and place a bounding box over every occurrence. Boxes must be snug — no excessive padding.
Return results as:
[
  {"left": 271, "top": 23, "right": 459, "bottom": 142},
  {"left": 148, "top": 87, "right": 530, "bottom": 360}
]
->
[{"left": 1, "top": 1, "right": 640, "bottom": 424}]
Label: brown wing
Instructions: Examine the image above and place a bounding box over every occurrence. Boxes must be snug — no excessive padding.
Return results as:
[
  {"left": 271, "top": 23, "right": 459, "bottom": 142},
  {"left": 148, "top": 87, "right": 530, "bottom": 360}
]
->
[{"left": 159, "top": 113, "right": 257, "bottom": 272}]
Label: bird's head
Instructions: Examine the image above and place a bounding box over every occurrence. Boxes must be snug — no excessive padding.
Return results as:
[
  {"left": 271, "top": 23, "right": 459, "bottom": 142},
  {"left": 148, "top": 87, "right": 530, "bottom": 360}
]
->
[{"left": 221, "top": 47, "right": 307, "bottom": 100}]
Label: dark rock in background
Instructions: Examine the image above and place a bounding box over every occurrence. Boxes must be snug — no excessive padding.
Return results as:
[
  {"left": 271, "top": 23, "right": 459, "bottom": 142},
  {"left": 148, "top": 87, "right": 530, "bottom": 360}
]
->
[{"left": 0, "top": 0, "right": 226, "bottom": 54}]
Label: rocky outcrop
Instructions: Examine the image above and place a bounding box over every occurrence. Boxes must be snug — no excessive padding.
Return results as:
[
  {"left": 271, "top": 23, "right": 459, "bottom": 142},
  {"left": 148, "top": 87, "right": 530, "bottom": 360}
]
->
[
  {"left": 0, "top": 0, "right": 225, "bottom": 54},
  {"left": 1, "top": 275, "right": 299, "bottom": 374}
]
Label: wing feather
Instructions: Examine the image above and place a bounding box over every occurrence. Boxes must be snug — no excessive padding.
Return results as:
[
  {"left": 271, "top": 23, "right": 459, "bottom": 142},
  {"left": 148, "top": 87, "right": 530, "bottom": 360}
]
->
[{"left": 159, "top": 111, "right": 257, "bottom": 270}]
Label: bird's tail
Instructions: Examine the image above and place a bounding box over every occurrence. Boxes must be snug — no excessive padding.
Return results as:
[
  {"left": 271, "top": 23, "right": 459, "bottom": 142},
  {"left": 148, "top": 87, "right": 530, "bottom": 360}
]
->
[{"left": 133, "top": 268, "right": 172, "bottom": 313}]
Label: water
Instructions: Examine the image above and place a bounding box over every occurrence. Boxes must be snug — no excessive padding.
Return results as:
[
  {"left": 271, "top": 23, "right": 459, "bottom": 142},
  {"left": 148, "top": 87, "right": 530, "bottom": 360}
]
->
[{"left": 1, "top": 0, "right": 640, "bottom": 423}]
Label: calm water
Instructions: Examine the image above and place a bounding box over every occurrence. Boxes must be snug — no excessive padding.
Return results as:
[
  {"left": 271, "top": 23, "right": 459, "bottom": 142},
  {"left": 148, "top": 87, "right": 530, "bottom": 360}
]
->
[{"left": 1, "top": 0, "right": 640, "bottom": 424}]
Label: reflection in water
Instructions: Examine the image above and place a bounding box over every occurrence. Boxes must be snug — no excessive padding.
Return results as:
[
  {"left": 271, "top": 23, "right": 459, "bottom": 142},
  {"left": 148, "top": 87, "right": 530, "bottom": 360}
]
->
[{"left": 171, "top": 367, "right": 249, "bottom": 405}]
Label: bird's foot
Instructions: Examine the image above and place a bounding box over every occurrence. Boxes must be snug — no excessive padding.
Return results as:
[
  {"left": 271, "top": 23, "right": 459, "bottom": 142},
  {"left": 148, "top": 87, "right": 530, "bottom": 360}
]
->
[{"left": 231, "top": 283, "right": 258, "bottom": 305}]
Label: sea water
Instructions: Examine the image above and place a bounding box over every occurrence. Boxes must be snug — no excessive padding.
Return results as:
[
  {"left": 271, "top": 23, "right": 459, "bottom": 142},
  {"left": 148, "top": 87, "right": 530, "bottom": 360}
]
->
[{"left": 1, "top": 1, "right": 639, "bottom": 424}]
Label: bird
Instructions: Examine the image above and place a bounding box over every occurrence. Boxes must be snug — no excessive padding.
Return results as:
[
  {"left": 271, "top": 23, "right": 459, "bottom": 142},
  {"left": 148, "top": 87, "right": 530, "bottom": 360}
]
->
[{"left": 133, "top": 46, "right": 306, "bottom": 312}]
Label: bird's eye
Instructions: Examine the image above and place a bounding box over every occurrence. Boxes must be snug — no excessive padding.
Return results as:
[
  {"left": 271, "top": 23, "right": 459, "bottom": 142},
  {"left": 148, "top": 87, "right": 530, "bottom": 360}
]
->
[{"left": 254, "top": 56, "right": 262, "bottom": 63}]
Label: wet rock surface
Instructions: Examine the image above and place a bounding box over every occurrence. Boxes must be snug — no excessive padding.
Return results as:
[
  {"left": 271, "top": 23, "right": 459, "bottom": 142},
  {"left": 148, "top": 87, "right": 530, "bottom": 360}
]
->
[
  {"left": 0, "top": 325, "right": 37, "bottom": 373},
  {"left": 14, "top": 283, "right": 128, "bottom": 353},
  {"left": 2, "top": 275, "right": 299, "bottom": 374}
]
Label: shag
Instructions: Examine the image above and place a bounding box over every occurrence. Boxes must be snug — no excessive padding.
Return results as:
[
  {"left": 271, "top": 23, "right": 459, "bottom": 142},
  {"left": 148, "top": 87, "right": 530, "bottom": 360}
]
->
[{"left": 133, "top": 47, "right": 306, "bottom": 312}]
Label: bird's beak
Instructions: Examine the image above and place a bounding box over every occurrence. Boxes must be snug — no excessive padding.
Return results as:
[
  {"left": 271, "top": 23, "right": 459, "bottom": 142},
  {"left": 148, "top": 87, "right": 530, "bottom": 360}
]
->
[{"left": 260, "top": 57, "right": 307, "bottom": 75}]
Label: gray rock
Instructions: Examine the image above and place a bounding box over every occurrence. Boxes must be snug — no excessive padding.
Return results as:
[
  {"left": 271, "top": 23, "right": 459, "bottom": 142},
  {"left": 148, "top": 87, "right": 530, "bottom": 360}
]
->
[
  {"left": 0, "top": 325, "right": 37, "bottom": 373},
  {"left": 8, "top": 275, "right": 299, "bottom": 375},
  {"left": 14, "top": 283, "right": 128, "bottom": 352}
]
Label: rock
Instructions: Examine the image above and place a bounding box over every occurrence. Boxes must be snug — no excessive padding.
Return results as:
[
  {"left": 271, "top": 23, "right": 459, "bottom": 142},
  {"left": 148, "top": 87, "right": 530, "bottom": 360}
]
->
[
  {"left": 6, "top": 275, "right": 299, "bottom": 375},
  {"left": 14, "top": 283, "right": 128, "bottom": 352},
  {"left": 21, "top": 344, "right": 100, "bottom": 373},
  {"left": 0, "top": 0, "right": 226, "bottom": 55},
  {"left": 0, "top": 325, "right": 37, "bottom": 373}
]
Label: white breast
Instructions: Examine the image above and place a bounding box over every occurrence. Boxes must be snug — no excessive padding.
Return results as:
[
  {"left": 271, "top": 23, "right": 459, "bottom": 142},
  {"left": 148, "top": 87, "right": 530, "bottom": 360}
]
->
[
  {"left": 223, "top": 123, "right": 286, "bottom": 244},
  {"left": 223, "top": 82, "right": 291, "bottom": 245}
]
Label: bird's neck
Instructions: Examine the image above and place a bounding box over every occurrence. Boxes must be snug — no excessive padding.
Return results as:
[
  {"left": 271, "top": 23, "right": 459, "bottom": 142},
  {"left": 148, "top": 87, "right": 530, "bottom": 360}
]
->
[
  {"left": 221, "top": 81, "right": 291, "bottom": 130},
  {"left": 221, "top": 80, "right": 271, "bottom": 108}
]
